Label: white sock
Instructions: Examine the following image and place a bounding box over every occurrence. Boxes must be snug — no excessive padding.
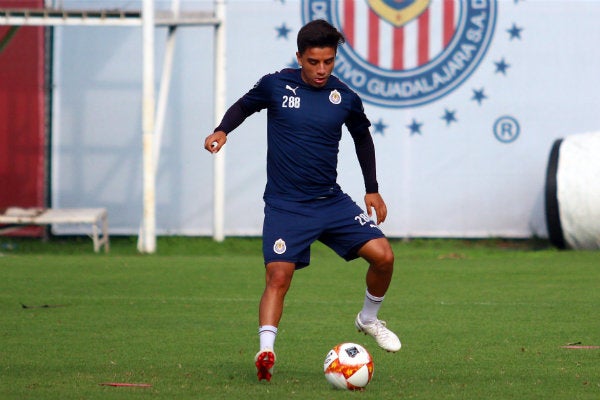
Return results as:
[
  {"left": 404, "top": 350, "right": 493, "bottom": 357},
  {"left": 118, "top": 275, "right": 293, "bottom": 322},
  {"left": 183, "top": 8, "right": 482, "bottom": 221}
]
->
[
  {"left": 359, "top": 289, "right": 384, "bottom": 324},
  {"left": 258, "top": 325, "right": 278, "bottom": 351}
]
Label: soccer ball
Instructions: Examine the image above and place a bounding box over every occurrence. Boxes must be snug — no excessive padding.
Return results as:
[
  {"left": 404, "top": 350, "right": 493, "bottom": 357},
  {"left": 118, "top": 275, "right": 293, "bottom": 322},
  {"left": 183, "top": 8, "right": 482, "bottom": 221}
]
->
[{"left": 323, "top": 342, "right": 374, "bottom": 390}]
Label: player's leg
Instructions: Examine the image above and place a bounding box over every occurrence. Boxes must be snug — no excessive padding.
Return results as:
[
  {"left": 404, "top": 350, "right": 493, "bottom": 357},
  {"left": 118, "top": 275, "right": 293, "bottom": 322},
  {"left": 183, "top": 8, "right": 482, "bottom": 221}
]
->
[
  {"left": 357, "top": 237, "right": 394, "bottom": 298},
  {"left": 355, "top": 237, "right": 401, "bottom": 352},
  {"left": 317, "top": 194, "right": 400, "bottom": 352},
  {"left": 259, "top": 261, "right": 295, "bottom": 344},
  {"left": 256, "top": 198, "right": 317, "bottom": 381},
  {"left": 255, "top": 261, "right": 295, "bottom": 382}
]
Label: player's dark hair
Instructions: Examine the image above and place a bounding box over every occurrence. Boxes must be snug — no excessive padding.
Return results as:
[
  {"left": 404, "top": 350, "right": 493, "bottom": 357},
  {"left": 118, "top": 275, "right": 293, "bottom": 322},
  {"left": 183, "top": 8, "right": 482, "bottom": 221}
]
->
[{"left": 297, "top": 19, "right": 345, "bottom": 55}]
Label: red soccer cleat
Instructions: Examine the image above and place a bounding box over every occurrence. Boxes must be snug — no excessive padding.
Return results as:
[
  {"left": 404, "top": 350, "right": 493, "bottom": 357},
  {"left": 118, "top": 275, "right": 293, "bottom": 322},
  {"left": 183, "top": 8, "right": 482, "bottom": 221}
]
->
[{"left": 254, "top": 349, "right": 276, "bottom": 381}]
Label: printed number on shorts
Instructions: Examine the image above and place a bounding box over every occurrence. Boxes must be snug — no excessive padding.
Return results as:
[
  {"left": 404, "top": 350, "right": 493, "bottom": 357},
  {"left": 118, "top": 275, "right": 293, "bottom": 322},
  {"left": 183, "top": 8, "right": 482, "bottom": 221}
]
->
[
  {"left": 282, "top": 96, "right": 301, "bottom": 109},
  {"left": 355, "top": 213, "right": 379, "bottom": 229},
  {"left": 354, "top": 213, "right": 371, "bottom": 226}
]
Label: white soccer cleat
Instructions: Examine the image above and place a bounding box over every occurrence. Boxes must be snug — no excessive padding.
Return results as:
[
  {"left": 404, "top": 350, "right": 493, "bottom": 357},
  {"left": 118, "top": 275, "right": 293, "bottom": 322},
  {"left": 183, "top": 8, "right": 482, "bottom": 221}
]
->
[{"left": 355, "top": 313, "right": 401, "bottom": 352}]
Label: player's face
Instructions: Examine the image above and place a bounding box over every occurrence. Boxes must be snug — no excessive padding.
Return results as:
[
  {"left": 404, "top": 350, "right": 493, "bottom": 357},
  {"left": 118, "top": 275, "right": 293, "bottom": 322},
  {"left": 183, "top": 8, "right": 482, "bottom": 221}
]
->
[{"left": 296, "top": 46, "right": 336, "bottom": 88}]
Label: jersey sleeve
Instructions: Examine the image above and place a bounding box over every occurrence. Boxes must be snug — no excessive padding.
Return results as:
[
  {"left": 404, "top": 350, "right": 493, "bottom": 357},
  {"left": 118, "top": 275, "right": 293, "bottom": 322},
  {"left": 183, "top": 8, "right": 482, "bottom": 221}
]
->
[
  {"left": 344, "top": 92, "right": 371, "bottom": 133},
  {"left": 214, "top": 99, "right": 254, "bottom": 134},
  {"left": 350, "top": 126, "right": 379, "bottom": 194},
  {"left": 239, "top": 74, "right": 273, "bottom": 113},
  {"left": 213, "top": 74, "right": 273, "bottom": 134},
  {"left": 346, "top": 93, "right": 378, "bottom": 194}
]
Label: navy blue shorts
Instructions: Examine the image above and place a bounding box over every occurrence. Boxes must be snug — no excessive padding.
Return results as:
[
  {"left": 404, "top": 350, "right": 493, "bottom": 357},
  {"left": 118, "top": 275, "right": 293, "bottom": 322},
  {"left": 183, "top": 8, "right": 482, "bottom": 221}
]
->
[{"left": 262, "top": 192, "right": 386, "bottom": 269}]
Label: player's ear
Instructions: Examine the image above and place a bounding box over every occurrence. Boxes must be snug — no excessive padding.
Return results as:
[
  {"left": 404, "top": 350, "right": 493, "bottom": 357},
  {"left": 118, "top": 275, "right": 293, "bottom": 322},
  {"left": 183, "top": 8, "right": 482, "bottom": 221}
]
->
[{"left": 295, "top": 51, "right": 302, "bottom": 67}]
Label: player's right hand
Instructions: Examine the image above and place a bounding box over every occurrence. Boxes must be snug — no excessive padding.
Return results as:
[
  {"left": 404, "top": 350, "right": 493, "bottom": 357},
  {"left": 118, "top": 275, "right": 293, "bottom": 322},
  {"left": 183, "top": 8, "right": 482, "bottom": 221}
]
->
[{"left": 205, "top": 131, "right": 227, "bottom": 153}]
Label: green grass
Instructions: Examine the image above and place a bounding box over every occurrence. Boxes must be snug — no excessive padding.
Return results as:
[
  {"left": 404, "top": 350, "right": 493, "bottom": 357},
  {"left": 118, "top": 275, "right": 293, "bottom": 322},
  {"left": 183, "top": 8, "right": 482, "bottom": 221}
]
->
[{"left": 0, "top": 237, "right": 599, "bottom": 399}]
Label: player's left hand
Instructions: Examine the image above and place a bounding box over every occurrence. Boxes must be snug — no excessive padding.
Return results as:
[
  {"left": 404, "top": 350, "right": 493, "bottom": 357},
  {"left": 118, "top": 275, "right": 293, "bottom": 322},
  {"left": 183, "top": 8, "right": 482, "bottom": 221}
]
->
[{"left": 364, "top": 193, "right": 387, "bottom": 225}]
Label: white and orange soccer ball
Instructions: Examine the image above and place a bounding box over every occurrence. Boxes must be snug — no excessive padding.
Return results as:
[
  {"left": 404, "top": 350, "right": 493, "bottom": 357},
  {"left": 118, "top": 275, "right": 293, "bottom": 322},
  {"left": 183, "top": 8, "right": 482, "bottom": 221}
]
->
[{"left": 323, "top": 342, "right": 374, "bottom": 390}]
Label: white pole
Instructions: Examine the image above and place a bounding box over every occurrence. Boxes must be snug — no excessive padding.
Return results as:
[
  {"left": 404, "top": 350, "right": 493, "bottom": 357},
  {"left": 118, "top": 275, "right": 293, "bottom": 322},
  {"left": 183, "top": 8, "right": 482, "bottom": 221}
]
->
[
  {"left": 153, "top": 4, "right": 178, "bottom": 172},
  {"left": 213, "top": 0, "right": 226, "bottom": 242},
  {"left": 139, "top": 0, "right": 156, "bottom": 253}
]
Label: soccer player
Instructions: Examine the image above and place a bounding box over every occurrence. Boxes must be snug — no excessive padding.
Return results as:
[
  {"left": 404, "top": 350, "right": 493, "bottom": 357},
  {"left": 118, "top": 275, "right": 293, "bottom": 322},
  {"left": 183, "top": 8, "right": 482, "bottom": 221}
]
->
[{"left": 204, "top": 19, "right": 401, "bottom": 382}]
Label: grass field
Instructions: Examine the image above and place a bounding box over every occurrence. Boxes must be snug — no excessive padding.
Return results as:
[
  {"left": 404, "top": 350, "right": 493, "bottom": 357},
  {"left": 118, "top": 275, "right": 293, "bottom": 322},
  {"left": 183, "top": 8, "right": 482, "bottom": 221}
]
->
[{"left": 1, "top": 236, "right": 599, "bottom": 399}]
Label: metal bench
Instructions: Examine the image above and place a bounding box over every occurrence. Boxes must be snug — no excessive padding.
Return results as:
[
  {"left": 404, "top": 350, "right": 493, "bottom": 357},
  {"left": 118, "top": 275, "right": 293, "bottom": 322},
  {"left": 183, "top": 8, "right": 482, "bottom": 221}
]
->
[{"left": 0, "top": 207, "right": 109, "bottom": 253}]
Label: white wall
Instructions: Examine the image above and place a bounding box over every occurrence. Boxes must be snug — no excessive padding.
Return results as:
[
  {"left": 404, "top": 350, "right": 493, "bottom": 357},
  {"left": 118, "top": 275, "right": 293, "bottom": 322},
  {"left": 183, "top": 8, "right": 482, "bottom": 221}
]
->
[{"left": 52, "top": 0, "right": 600, "bottom": 238}]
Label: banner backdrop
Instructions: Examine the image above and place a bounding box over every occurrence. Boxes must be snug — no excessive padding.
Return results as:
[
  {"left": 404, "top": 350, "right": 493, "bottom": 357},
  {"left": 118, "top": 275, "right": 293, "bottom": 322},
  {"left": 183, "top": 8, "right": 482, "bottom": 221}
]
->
[
  {"left": 52, "top": 0, "right": 600, "bottom": 238},
  {"left": 0, "top": 0, "right": 45, "bottom": 236}
]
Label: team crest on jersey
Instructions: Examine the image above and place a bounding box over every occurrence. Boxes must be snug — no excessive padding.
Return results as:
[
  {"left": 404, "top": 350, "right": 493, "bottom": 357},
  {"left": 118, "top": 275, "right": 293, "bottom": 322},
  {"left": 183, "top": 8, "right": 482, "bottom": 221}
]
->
[
  {"left": 273, "top": 238, "right": 287, "bottom": 255},
  {"left": 301, "top": 0, "right": 497, "bottom": 108},
  {"left": 329, "top": 89, "right": 342, "bottom": 104}
]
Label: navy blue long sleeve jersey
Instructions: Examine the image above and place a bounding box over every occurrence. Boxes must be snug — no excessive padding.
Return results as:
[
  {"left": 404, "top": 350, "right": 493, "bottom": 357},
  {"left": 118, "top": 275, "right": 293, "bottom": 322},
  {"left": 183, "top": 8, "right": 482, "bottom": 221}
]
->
[{"left": 216, "top": 68, "right": 377, "bottom": 201}]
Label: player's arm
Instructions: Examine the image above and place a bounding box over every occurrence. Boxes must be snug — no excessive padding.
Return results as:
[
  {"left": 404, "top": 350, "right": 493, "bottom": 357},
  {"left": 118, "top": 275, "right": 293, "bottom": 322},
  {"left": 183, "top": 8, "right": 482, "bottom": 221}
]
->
[
  {"left": 206, "top": 73, "right": 272, "bottom": 153},
  {"left": 349, "top": 127, "right": 387, "bottom": 224},
  {"left": 205, "top": 74, "right": 272, "bottom": 153},
  {"left": 204, "top": 99, "right": 255, "bottom": 153}
]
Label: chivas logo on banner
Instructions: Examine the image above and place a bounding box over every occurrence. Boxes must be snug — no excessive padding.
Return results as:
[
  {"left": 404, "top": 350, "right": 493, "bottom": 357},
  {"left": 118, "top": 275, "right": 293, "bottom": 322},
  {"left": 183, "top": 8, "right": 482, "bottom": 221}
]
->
[{"left": 301, "top": 0, "right": 497, "bottom": 108}]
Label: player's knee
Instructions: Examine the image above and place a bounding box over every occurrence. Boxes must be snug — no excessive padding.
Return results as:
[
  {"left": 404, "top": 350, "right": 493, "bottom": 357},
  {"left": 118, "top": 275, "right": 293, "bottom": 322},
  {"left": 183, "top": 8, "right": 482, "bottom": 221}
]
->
[
  {"left": 268, "top": 275, "right": 291, "bottom": 291},
  {"left": 359, "top": 238, "right": 394, "bottom": 272},
  {"left": 370, "top": 239, "right": 394, "bottom": 271},
  {"left": 265, "top": 262, "right": 295, "bottom": 291},
  {"left": 373, "top": 247, "right": 394, "bottom": 273}
]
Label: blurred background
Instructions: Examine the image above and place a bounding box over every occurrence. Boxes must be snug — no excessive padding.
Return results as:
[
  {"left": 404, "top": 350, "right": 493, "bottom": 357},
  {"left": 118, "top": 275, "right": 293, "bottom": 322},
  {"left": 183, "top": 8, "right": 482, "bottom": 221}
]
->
[{"left": 1, "top": 0, "right": 599, "bottom": 244}]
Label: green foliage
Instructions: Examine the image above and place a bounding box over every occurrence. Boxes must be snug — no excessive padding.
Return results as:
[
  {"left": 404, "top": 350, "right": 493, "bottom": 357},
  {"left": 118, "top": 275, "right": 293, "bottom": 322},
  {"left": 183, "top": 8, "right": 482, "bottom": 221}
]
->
[{"left": 0, "top": 237, "right": 599, "bottom": 399}]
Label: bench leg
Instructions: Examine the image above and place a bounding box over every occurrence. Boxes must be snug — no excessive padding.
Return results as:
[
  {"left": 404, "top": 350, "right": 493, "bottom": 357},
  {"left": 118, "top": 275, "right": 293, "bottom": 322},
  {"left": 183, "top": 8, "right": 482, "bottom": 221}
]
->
[
  {"left": 102, "top": 215, "right": 110, "bottom": 253},
  {"left": 92, "top": 222, "right": 100, "bottom": 253}
]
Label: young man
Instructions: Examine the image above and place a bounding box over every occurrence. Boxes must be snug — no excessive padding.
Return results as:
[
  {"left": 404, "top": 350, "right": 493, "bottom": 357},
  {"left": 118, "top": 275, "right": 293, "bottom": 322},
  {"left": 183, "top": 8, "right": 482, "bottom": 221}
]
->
[{"left": 204, "top": 19, "right": 400, "bottom": 382}]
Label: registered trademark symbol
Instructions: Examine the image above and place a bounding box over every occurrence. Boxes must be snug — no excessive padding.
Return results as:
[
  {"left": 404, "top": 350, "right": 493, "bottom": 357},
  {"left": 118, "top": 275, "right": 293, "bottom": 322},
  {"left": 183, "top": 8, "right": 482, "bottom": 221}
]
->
[{"left": 493, "top": 116, "right": 520, "bottom": 143}]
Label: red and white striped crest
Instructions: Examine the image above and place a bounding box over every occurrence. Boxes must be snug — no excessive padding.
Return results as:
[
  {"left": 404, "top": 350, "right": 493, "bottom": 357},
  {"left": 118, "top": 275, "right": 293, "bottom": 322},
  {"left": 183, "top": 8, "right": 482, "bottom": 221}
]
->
[{"left": 335, "top": 0, "right": 459, "bottom": 71}]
